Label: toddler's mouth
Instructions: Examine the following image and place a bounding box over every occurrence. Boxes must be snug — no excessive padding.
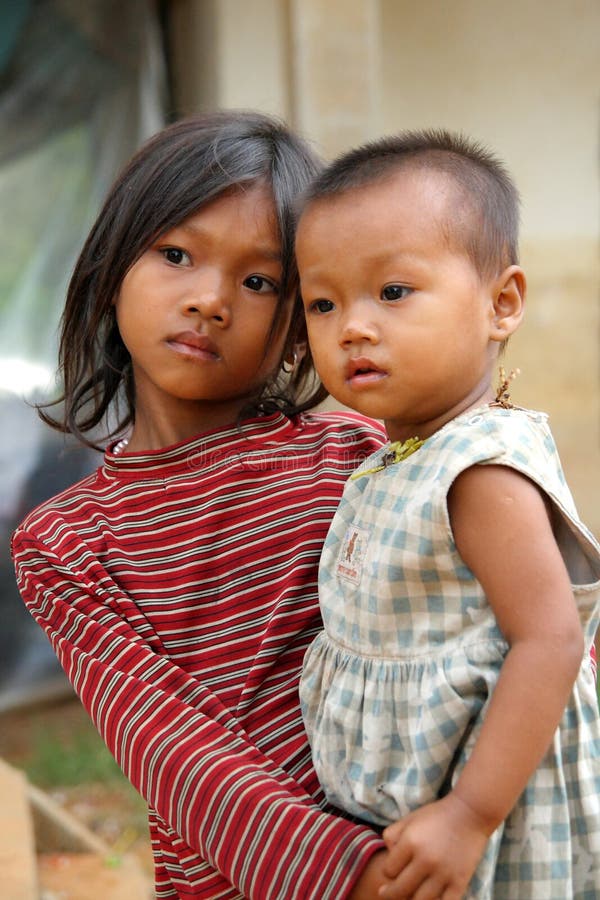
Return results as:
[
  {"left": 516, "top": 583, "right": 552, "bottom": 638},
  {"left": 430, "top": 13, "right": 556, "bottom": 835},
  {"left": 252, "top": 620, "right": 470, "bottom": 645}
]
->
[
  {"left": 346, "top": 357, "right": 387, "bottom": 386},
  {"left": 347, "top": 357, "right": 385, "bottom": 377}
]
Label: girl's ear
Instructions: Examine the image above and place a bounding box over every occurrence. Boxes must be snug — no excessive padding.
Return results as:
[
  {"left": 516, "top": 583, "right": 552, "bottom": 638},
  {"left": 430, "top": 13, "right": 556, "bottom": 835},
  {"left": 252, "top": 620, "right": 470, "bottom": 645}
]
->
[
  {"left": 282, "top": 341, "right": 307, "bottom": 373},
  {"left": 489, "top": 265, "right": 526, "bottom": 343},
  {"left": 294, "top": 341, "right": 307, "bottom": 365}
]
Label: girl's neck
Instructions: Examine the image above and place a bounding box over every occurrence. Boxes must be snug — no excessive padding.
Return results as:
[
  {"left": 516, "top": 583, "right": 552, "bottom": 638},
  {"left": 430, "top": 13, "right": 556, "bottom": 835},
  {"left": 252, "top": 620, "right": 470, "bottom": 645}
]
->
[{"left": 125, "top": 399, "right": 261, "bottom": 453}]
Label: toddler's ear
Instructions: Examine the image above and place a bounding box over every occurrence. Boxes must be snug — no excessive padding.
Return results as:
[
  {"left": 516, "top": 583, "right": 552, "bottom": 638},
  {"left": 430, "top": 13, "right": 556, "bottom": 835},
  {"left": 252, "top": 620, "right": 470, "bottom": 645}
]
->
[{"left": 490, "top": 265, "right": 525, "bottom": 342}]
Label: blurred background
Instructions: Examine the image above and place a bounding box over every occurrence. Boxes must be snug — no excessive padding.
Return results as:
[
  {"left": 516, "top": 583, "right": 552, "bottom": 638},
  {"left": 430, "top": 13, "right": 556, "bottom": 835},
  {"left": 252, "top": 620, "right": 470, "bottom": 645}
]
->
[{"left": 0, "top": 0, "right": 598, "bottom": 800}]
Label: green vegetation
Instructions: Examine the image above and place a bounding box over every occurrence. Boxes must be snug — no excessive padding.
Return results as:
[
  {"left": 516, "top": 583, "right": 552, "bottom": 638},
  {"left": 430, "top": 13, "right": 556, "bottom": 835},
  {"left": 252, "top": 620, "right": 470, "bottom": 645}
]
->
[
  {"left": 0, "top": 125, "right": 94, "bottom": 363},
  {"left": 0, "top": 699, "right": 151, "bottom": 867},
  {"left": 24, "top": 720, "right": 124, "bottom": 788}
]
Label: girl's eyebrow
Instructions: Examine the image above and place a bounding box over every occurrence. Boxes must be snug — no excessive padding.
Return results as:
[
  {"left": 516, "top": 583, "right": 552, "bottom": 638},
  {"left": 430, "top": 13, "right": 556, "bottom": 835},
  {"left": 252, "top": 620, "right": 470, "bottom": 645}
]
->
[
  {"left": 175, "top": 220, "right": 282, "bottom": 261},
  {"left": 253, "top": 246, "right": 283, "bottom": 262}
]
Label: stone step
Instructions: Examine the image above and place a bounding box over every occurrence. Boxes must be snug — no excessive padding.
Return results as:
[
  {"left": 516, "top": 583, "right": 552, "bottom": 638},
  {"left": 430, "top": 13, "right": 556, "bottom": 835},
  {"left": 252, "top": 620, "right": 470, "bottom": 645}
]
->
[
  {"left": 0, "top": 759, "right": 151, "bottom": 899},
  {"left": 0, "top": 758, "right": 38, "bottom": 899},
  {"left": 38, "top": 852, "right": 151, "bottom": 899}
]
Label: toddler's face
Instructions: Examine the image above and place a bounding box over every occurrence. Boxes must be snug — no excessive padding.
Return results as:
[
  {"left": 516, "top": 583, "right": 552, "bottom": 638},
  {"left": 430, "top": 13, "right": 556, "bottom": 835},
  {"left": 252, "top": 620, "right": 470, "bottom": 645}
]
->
[{"left": 296, "top": 169, "right": 502, "bottom": 443}]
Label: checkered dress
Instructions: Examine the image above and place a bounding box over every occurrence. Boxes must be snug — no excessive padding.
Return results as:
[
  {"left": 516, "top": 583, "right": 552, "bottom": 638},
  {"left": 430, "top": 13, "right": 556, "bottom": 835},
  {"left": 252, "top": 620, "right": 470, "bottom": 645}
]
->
[{"left": 300, "top": 405, "right": 600, "bottom": 898}]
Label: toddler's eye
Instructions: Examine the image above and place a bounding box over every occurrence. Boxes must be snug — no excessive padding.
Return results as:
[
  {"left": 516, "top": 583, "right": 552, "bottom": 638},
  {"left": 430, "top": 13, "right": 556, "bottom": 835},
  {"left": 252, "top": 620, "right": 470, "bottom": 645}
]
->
[
  {"left": 381, "top": 284, "right": 411, "bottom": 302},
  {"left": 161, "top": 247, "right": 191, "bottom": 266},
  {"left": 310, "top": 299, "right": 335, "bottom": 314},
  {"left": 244, "top": 275, "right": 278, "bottom": 294}
]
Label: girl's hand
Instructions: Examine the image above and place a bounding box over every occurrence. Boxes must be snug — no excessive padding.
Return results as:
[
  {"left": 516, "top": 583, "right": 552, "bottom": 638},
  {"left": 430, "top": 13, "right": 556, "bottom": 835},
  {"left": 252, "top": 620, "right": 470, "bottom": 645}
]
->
[
  {"left": 348, "top": 850, "right": 393, "bottom": 899},
  {"left": 379, "top": 793, "right": 490, "bottom": 899}
]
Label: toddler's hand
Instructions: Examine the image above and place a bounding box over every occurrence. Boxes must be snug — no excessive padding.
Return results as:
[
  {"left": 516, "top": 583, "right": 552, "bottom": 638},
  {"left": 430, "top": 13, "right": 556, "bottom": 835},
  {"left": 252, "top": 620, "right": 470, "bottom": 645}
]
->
[{"left": 378, "top": 793, "right": 490, "bottom": 899}]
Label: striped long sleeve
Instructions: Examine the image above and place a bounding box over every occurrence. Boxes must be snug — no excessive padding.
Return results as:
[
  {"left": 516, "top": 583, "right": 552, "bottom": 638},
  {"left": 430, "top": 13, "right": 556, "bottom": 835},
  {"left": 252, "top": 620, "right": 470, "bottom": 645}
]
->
[{"left": 12, "top": 412, "right": 386, "bottom": 898}]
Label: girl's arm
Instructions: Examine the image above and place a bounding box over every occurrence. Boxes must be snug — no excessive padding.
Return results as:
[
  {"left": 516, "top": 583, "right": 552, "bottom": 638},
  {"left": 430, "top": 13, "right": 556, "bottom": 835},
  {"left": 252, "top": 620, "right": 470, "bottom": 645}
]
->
[
  {"left": 12, "top": 527, "right": 386, "bottom": 900},
  {"left": 380, "top": 463, "right": 584, "bottom": 899}
]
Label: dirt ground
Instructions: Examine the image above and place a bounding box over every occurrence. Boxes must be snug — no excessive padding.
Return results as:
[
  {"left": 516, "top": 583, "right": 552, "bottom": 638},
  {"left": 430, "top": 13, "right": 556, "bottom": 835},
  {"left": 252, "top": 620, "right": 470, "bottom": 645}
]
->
[{"left": 0, "top": 694, "right": 154, "bottom": 879}]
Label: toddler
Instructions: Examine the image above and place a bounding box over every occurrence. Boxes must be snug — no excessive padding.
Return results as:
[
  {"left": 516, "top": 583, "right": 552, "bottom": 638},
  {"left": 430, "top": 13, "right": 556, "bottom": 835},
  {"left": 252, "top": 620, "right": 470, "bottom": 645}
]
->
[{"left": 297, "top": 129, "right": 600, "bottom": 899}]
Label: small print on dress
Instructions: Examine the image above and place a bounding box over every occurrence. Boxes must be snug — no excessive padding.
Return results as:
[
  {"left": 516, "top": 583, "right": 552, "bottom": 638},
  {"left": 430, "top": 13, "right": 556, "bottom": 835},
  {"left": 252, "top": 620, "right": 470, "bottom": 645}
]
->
[{"left": 336, "top": 525, "right": 370, "bottom": 585}]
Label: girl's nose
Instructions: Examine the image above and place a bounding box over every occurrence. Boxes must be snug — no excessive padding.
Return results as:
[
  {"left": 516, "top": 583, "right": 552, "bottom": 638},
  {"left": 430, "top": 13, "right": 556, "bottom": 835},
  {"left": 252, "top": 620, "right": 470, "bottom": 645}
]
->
[{"left": 184, "top": 273, "right": 231, "bottom": 325}]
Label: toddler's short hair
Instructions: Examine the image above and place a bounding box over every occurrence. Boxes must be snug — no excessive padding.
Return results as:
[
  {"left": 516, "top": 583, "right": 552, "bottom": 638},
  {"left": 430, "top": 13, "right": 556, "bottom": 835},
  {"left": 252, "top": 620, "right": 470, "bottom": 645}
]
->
[{"left": 300, "top": 129, "right": 520, "bottom": 279}]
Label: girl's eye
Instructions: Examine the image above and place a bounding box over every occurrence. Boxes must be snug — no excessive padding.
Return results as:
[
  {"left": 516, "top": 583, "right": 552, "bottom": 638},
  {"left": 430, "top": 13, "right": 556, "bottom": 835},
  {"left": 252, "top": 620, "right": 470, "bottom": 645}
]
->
[
  {"left": 161, "top": 247, "right": 191, "bottom": 266},
  {"left": 243, "top": 274, "right": 278, "bottom": 294},
  {"left": 381, "top": 284, "right": 411, "bottom": 302},
  {"left": 310, "top": 299, "right": 335, "bottom": 314}
]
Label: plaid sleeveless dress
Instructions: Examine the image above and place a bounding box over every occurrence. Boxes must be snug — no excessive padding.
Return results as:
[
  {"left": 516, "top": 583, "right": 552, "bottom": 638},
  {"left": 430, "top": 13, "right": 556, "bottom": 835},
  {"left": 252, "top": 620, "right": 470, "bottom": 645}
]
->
[{"left": 300, "top": 405, "right": 600, "bottom": 898}]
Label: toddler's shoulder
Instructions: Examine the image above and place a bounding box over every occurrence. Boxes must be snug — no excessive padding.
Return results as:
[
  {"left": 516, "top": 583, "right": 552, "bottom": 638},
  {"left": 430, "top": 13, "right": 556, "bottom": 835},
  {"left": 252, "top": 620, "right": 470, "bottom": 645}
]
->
[
  {"left": 413, "top": 405, "right": 555, "bottom": 497},
  {"left": 440, "top": 405, "right": 552, "bottom": 457}
]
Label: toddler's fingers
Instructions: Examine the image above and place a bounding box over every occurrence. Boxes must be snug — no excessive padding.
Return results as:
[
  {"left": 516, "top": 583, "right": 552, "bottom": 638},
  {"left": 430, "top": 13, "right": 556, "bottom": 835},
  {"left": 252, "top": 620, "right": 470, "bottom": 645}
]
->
[
  {"left": 382, "top": 817, "right": 406, "bottom": 846},
  {"left": 411, "top": 873, "right": 451, "bottom": 900},
  {"left": 381, "top": 836, "right": 412, "bottom": 879},
  {"left": 441, "top": 887, "right": 465, "bottom": 900},
  {"left": 380, "top": 855, "right": 430, "bottom": 898}
]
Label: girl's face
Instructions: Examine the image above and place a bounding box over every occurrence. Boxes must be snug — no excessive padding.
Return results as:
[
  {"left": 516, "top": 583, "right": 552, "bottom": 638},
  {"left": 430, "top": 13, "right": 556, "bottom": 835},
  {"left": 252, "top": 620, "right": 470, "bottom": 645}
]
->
[
  {"left": 115, "top": 183, "right": 287, "bottom": 448},
  {"left": 297, "top": 169, "right": 511, "bottom": 443}
]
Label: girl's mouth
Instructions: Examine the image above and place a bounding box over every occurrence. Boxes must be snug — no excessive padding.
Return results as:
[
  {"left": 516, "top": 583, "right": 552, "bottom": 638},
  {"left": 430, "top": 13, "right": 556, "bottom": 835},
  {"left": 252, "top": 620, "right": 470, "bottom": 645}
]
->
[{"left": 167, "top": 330, "right": 220, "bottom": 360}]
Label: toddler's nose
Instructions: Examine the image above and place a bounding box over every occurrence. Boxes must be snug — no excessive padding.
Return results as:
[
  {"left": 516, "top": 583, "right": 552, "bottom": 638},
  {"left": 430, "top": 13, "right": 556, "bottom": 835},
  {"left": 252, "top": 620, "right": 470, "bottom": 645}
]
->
[{"left": 340, "top": 316, "right": 378, "bottom": 346}]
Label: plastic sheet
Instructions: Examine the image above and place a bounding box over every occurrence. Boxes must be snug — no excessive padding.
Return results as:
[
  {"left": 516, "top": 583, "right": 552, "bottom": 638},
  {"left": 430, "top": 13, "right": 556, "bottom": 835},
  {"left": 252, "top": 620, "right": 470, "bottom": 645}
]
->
[{"left": 0, "top": 0, "right": 167, "bottom": 711}]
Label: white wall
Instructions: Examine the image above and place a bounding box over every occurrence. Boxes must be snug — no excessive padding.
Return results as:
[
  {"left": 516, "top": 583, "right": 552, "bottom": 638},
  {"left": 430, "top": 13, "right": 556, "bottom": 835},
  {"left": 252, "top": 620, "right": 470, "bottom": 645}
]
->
[{"left": 380, "top": 0, "right": 600, "bottom": 534}]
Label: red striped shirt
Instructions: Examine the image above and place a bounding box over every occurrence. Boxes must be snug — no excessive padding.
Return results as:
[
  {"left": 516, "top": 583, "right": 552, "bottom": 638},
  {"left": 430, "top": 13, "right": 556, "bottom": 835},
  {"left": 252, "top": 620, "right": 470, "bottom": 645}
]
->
[{"left": 12, "top": 411, "right": 386, "bottom": 898}]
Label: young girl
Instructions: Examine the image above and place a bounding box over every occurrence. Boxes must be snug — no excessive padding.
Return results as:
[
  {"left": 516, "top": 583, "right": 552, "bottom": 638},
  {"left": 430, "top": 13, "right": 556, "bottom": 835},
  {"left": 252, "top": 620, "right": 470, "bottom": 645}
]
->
[
  {"left": 11, "top": 111, "right": 395, "bottom": 899},
  {"left": 296, "top": 130, "right": 600, "bottom": 899}
]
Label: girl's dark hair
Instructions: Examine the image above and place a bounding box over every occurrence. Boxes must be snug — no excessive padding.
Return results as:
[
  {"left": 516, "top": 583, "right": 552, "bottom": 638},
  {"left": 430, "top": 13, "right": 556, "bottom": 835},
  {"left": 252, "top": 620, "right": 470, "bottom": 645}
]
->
[{"left": 40, "top": 110, "right": 325, "bottom": 448}]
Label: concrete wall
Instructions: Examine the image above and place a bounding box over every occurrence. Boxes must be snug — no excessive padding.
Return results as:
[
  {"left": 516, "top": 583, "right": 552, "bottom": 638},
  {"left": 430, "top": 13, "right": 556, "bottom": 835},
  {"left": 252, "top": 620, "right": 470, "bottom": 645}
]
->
[
  {"left": 380, "top": 0, "right": 600, "bottom": 537},
  {"left": 167, "top": 0, "right": 600, "bottom": 536},
  {"left": 167, "top": 0, "right": 292, "bottom": 118}
]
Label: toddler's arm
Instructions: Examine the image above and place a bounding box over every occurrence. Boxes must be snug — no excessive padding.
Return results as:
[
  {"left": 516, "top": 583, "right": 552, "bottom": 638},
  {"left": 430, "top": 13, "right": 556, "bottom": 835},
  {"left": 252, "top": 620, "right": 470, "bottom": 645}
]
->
[
  {"left": 380, "top": 463, "right": 584, "bottom": 899},
  {"left": 12, "top": 526, "right": 385, "bottom": 900}
]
